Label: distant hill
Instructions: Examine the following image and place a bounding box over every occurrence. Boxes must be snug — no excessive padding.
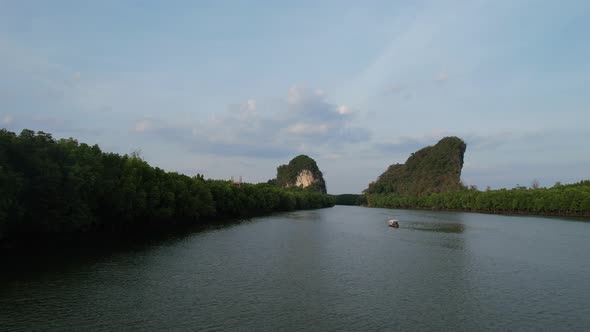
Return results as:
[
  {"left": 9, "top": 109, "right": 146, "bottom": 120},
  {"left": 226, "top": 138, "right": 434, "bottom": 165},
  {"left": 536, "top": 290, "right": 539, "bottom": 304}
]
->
[
  {"left": 364, "top": 137, "right": 466, "bottom": 196},
  {"left": 275, "top": 155, "right": 327, "bottom": 193}
]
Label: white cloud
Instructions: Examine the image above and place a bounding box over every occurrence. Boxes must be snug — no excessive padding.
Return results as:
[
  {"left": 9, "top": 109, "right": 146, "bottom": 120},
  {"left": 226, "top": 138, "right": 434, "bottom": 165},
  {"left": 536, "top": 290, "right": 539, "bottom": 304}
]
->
[
  {"left": 133, "top": 87, "right": 372, "bottom": 158},
  {"left": 435, "top": 69, "right": 449, "bottom": 82},
  {"left": 287, "top": 123, "right": 329, "bottom": 135},
  {"left": 133, "top": 119, "right": 152, "bottom": 133},
  {"left": 244, "top": 99, "right": 256, "bottom": 111},
  {"left": 235, "top": 99, "right": 257, "bottom": 120},
  {"left": 337, "top": 105, "right": 352, "bottom": 115},
  {"left": 287, "top": 86, "right": 303, "bottom": 104},
  {"left": 2, "top": 115, "right": 13, "bottom": 125}
]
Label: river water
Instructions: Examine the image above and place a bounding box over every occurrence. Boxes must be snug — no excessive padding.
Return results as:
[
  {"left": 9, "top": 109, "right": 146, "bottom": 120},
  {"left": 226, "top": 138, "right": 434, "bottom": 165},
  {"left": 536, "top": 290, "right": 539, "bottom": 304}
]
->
[{"left": 1, "top": 206, "right": 589, "bottom": 331}]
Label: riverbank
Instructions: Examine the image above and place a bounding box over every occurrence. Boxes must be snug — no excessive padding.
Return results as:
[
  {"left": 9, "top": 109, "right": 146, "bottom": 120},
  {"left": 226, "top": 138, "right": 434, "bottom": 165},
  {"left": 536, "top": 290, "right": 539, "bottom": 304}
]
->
[
  {"left": 0, "top": 129, "right": 335, "bottom": 251},
  {"left": 362, "top": 205, "right": 590, "bottom": 220},
  {"left": 365, "top": 182, "right": 590, "bottom": 219},
  {"left": 0, "top": 206, "right": 336, "bottom": 254}
]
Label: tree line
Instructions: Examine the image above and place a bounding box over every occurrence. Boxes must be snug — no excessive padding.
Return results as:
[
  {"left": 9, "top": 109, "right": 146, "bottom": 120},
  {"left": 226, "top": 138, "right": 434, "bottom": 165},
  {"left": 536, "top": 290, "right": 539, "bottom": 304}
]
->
[
  {"left": 365, "top": 181, "right": 590, "bottom": 217},
  {"left": 0, "top": 129, "right": 335, "bottom": 243},
  {"left": 333, "top": 194, "right": 363, "bottom": 206}
]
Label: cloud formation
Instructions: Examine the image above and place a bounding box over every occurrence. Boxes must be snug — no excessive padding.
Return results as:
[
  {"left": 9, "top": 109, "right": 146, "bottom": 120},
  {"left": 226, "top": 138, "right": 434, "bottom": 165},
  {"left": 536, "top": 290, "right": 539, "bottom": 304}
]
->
[
  {"left": 132, "top": 119, "right": 153, "bottom": 133},
  {"left": 2, "top": 1, "right": 588, "bottom": 193},
  {"left": 132, "top": 86, "right": 372, "bottom": 158},
  {"left": 2, "top": 115, "right": 13, "bottom": 125},
  {"left": 434, "top": 70, "right": 449, "bottom": 82}
]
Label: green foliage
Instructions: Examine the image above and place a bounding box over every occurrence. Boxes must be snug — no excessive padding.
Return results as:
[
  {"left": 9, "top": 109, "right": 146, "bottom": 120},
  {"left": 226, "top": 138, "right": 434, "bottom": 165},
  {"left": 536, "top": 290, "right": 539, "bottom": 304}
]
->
[
  {"left": 365, "top": 137, "right": 466, "bottom": 196},
  {"left": 0, "top": 129, "right": 335, "bottom": 242},
  {"left": 366, "top": 181, "right": 590, "bottom": 217},
  {"left": 276, "top": 155, "right": 327, "bottom": 193},
  {"left": 333, "top": 194, "right": 362, "bottom": 206}
]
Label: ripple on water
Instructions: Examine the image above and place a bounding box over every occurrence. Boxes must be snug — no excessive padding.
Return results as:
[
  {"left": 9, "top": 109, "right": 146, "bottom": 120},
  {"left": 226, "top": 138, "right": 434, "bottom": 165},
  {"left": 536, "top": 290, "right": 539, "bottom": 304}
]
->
[
  {"left": 404, "top": 221, "right": 466, "bottom": 233},
  {"left": 1, "top": 206, "right": 589, "bottom": 330}
]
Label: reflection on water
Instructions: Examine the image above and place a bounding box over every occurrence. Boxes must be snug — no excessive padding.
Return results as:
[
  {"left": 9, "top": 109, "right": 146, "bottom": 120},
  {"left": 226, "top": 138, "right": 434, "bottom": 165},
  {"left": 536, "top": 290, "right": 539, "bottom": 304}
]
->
[
  {"left": 283, "top": 210, "right": 322, "bottom": 221},
  {"left": 1, "top": 206, "right": 589, "bottom": 331},
  {"left": 405, "top": 222, "right": 465, "bottom": 233}
]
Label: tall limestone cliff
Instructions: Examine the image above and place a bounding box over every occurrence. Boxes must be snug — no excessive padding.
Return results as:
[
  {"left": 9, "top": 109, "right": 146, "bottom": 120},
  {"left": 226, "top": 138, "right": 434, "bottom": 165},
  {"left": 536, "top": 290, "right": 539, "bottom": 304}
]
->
[
  {"left": 365, "top": 136, "right": 466, "bottom": 196},
  {"left": 276, "top": 155, "right": 327, "bottom": 194}
]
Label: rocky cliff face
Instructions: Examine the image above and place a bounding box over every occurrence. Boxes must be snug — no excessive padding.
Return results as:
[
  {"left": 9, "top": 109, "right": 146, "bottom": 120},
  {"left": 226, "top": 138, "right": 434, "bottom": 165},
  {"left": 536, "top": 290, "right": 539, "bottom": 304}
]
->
[
  {"left": 295, "top": 169, "right": 315, "bottom": 188},
  {"left": 276, "top": 155, "right": 327, "bottom": 193},
  {"left": 364, "top": 136, "right": 466, "bottom": 196}
]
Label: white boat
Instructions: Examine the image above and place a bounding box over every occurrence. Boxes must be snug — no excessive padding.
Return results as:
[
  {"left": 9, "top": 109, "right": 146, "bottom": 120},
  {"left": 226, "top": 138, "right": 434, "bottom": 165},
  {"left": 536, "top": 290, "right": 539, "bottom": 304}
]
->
[{"left": 388, "top": 219, "right": 399, "bottom": 228}]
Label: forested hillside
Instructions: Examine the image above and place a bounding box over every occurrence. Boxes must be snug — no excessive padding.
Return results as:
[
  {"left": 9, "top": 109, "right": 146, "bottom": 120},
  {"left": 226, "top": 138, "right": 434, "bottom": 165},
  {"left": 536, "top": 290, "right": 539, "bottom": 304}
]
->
[
  {"left": 276, "top": 155, "right": 327, "bottom": 193},
  {"left": 0, "top": 129, "right": 335, "bottom": 243},
  {"left": 365, "top": 137, "right": 466, "bottom": 195},
  {"left": 362, "top": 136, "right": 590, "bottom": 217}
]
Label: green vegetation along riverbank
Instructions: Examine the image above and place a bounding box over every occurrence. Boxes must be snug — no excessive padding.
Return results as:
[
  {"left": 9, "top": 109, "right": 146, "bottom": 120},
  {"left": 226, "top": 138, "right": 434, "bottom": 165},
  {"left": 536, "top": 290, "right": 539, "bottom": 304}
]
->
[
  {"left": 333, "top": 194, "right": 364, "bottom": 206},
  {"left": 0, "top": 129, "right": 335, "bottom": 247},
  {"left": 365, "top": 181, "right": 590, "bottom": 218}
]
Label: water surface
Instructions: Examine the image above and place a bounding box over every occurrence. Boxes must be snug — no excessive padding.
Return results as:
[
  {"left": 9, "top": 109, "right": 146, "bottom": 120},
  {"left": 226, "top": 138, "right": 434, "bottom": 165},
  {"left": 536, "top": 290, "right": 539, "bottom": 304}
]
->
[{"left": 1, "top": 206, "right": 589, "bottom": 330}]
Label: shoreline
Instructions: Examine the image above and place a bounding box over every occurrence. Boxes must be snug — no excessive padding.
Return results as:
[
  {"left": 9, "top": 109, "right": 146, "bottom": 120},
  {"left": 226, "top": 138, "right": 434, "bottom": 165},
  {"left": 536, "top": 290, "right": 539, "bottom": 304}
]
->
[
  {"left": 360, "top": 205, "right": 590, "bottom": 220},
  {"left": 0, "top": 206, "right": 335, "bottom": 254}
]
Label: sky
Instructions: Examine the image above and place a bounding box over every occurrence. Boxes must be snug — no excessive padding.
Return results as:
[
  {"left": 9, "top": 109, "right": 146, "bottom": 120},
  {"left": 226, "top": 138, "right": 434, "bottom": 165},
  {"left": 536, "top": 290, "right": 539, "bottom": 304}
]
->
[{"left": 1, "top": 0, "right": 589, "bottom": 194}]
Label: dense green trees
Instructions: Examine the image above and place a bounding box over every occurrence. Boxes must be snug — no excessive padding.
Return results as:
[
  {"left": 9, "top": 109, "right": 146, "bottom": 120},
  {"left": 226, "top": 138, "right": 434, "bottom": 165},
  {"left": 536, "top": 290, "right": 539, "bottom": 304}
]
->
[
  {"left": 362, "top": 135, "right": 590, "bottom": 217},
  {"left": 333, "top": 194, "right": 363, "bottom": 206},
  {"left": 0, "top": 129, "right": 335, "bottom": 243},
  {"left": 365, "top": 181, "right": 590, "bottom": 217},
  {"left": 365, "top": 137, "right": 466, "bottom": 196},
  {"left": 276, "top": 155, "right": 327, "bottom": 193}
]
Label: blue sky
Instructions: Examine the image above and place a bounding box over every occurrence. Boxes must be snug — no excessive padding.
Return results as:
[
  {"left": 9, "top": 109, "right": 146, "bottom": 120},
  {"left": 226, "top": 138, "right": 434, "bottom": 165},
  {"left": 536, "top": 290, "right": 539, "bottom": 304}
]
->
[{"left": 1, "top": 0, "right": 589, "bottom": 194}]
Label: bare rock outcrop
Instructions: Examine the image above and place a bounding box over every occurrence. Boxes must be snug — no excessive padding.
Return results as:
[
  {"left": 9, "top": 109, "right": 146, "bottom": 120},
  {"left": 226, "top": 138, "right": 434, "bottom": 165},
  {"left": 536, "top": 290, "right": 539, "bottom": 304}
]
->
[{"left": 276, "top": 155, "right": 327, "bottom": 193}]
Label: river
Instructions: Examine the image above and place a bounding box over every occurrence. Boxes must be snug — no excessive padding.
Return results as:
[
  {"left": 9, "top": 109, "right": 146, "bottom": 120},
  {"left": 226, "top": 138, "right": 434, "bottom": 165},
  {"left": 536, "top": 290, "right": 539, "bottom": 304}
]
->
[{"left": 1, "top": 206, "right": 589, "bottom": 331}]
